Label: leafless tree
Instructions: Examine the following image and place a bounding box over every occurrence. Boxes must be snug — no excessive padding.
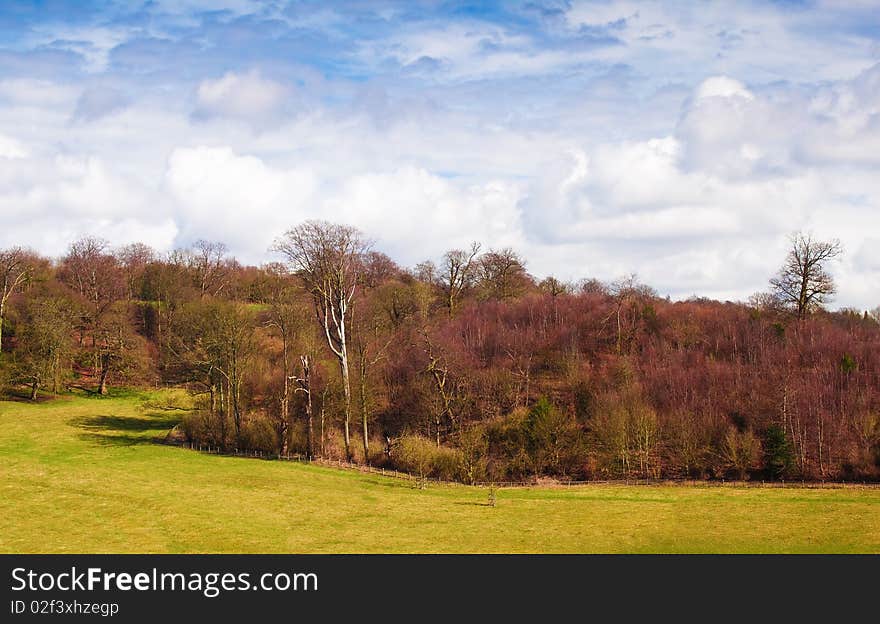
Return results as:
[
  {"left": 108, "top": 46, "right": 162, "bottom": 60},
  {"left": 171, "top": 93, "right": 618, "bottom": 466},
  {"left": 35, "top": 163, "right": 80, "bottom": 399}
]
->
[
  {"left": 190, "top": 240, "right": 232, "bottom": 299},
  {"left": 421, "top": 330, "right": 464, "bottom": 446},
  {"left": 608, "top": 274, "right": 656, "bottom": 354},
  {"left": 1, "top": 247, "right": 37, "bottom": 353},
  {"left": 294, "top": 354, "right": 314, "bottom": 458},
  {"left": 116, "top": 242, "right": 155, "bottom": 301},
  {"left": 263, "top": 265, "right": 308, "bottom": 456},
  {"left": 58, "top": 237, "right": 125, "bottom": 384},
  {"left": 438, "top": 242, "right": 481, "bottom": 317},
  {"left": 352, "top": 303, "right": 392, "bottom": 462},
  {"left": 273, "top": 220, "right": 371, "bottom": 461},
  {"left": 769, "top": 232, "right": 843, "bottom": 319}
]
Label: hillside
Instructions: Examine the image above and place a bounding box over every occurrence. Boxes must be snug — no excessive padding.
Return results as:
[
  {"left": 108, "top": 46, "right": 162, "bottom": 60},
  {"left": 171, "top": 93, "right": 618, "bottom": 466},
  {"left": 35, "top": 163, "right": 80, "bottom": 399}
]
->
[{"left": 2, "top": 392, "right": 879, "bottom": 553}]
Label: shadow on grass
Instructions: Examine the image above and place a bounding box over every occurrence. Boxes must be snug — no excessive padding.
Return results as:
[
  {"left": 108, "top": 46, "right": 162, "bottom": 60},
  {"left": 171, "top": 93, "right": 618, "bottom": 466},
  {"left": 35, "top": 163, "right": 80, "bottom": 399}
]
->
[
  {"left": 1, "top": 389, "right": 64, "bottom": 403},
  {"left": 73, "top": 412, "right": 181, "bottom": 447}
]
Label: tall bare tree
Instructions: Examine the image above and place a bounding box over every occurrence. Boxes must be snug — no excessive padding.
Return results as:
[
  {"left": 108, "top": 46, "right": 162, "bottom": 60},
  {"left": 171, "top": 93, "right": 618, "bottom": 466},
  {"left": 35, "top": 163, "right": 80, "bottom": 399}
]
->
[
  {"left": 421, "top": 330, "right": 464, "bottom": 447},
  {"left": 352, "top": 298, "right": 392, "bottom": 462},
  {"left": 273, "top": 220, "right": 371, "bottom": 461},
  {"left": 438, "top": 242, "right": 481, "bottom": 317},
  {"left": 769, "top": 232, "right": 843, "bottom": 319},
  {"left": 263, "top": 264, "right": 308, "bottom": 456},
  {"left": 190, "top": 240, "right": 232, "bottom": 299},
  {"left": 0, "top": 247, "right": 36, "bottom": 353},
  {"left": 295, "top": 354, "right": 314, "bottom": 458}
]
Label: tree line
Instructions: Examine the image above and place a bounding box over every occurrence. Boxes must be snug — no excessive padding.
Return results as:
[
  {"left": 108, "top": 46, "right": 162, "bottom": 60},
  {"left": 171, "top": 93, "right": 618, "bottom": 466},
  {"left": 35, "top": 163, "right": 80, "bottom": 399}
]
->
[{"left": 1, "top": 225, "right": 878, "bottom": 482}]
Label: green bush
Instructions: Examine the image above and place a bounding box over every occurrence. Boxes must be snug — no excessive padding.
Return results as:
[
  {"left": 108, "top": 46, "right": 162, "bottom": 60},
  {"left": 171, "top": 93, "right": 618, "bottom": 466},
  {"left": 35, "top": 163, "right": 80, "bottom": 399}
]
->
[
  {"left": 394, "top": 435, "right": 463, "bottom": 481},
  {"left": 240, "top": 414, "right": 278, "bottom": 453}
]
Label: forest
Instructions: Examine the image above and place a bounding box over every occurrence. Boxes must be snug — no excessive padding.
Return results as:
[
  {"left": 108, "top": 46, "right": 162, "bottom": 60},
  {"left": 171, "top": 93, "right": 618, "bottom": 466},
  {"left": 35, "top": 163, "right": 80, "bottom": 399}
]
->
[{"left": 1, "top": 222, "right": 878, "bottom": 483}]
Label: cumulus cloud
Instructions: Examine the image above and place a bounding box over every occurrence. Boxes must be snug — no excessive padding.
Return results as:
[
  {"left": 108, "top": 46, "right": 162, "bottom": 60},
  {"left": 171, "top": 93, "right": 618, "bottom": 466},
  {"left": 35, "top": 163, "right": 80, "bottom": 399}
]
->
[
  {"left": 164, "top": 145, "right": 316, "bottom": 260},
  {"left": 324, "top": 166, "right": 524, "bottom": 264}
]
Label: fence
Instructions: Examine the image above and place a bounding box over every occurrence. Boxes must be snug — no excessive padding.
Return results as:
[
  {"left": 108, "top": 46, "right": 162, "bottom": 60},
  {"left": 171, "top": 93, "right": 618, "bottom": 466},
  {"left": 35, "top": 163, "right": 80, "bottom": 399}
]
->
[{"left": 164, "top": 440, "right": 880, "bottom": 490}]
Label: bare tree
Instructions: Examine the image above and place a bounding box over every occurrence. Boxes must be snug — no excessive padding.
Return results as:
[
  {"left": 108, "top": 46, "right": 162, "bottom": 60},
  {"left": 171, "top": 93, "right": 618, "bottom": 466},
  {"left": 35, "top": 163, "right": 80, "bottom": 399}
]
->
[
  {"left": 294, "top": 354, "right": 314, "bottom": 458},
  {"left": 273, "top": 220, "right": 371, "bottom": 462},
  {"left": 608, "top": 274, "right": 656, "bottom": 354},
  {"left": 116, "top": 242, "right": 155, "bottom": 301},
  {"left": 769, "top": 232, "right": 843, "bottom": 319},
  {"left": 477, "top": 247, "right": 530, "bottom": 300},
  {"left": 211, "top": 303, "right": 257, "bottom": 447},
  {"left": 421, "top": 330, "right": 464, "bottom": 446},
  {"left": 438, "top": 242, "right": 481, "bottom": 317},
  {"left": 0, "top": 247, "right": 36, "bottom": 353},
  {"left": 190, "top": 240, "right": 232, "bottom": 299},
  {"left": 57, "top": 237, "right": 125, "bottom": 385},
  {"left": 352, "top": 302, "right": 392, "bottom": 463},
  {"left": 263, "top": 265, "right": 308, "bottom": 456}
]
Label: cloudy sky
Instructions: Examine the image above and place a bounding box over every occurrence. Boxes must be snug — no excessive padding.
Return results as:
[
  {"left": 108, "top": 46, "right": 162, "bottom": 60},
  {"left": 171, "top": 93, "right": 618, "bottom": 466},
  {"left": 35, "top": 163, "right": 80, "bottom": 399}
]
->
[{"left": 1, "top": 1, "right": 879, "bottom": 308}]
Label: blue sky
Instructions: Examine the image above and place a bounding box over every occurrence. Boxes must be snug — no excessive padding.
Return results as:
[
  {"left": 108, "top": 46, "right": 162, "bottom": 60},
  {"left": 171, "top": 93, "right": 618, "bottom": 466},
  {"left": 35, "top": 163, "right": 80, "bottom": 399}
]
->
[{"left": 1, "top": 1, "right": 880, "bottom": 308}]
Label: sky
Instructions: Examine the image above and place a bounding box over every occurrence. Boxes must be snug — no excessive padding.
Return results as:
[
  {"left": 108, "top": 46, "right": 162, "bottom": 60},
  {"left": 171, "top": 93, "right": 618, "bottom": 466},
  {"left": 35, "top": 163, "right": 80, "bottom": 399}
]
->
[{"left": 0, "top": 1, "right": 879, "bottom": 308}]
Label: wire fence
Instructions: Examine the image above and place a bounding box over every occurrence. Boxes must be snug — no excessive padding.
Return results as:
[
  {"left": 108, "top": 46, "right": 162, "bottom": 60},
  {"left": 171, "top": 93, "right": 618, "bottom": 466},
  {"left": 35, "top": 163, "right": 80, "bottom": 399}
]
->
[{"left": 163, "top": 440, "right": 880, "bottom": 490}]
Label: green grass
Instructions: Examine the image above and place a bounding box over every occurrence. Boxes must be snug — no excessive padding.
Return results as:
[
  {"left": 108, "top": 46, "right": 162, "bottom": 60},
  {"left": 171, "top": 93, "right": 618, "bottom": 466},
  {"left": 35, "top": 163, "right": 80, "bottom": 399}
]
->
[{"left": 2, "top": 392, "right": 879, "bottom": 553}]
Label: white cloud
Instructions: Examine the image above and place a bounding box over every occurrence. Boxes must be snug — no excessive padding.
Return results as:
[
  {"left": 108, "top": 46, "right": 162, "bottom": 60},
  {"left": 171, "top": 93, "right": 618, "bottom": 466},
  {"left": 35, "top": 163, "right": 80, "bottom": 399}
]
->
[
  {"left": 165, "top": 146, "right": 316, "bottom": 261},
  {"left": 195, "top": 71, "right": 290, "bottom": 122},
  {"left": 324, "top": 166, "right": 524, "bottom": 264},
  {"left": 694, "top": 76, "right": 754, "bottom": 101},
  {"left": 0, "top": 133, "right": 27, "bottom": 159}
]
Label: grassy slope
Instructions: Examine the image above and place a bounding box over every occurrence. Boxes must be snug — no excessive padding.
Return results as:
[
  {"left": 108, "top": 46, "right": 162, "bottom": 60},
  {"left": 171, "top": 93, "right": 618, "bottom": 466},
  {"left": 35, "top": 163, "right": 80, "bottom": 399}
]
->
[{"left": 1, "top": 393, "right": 879, "bottom": 553}]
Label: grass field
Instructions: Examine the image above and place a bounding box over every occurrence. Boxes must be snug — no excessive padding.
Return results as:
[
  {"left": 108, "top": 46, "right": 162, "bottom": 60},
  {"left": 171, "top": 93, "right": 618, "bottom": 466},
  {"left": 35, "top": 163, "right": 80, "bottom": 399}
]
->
[{"left": 2, "top": 392, "right": 879, "bottom": 553}]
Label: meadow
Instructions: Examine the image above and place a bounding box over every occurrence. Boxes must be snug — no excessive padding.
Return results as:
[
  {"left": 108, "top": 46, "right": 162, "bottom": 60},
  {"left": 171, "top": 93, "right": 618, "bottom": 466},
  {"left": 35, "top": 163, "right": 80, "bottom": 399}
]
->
[{"left": 2, "top": 392, "right": 879, "bottom": 554}]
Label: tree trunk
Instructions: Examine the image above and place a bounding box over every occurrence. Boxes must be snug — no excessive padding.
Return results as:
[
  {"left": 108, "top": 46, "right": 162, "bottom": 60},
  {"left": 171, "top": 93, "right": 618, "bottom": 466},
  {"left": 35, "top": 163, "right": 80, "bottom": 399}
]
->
[
  {"left": 361, "top": 380, "right": 370, "bottom": 464},
  {"left": 280, "top": 418, "right": 289, "bottom": 457},
  {"left": 320, "top": 395, "right": 326, "bottom": 458},
  {"left": 340, "top": 347, "right": 353, "bottom": 461},
  {"left": 281, "top": 344, "right": 290, "bottom": 457},
  {"left": 209, "top": 379, "right": 216, "bottom": 417},
  {"left": 52, "top": 351, "right": 60, "bottom": 395},
  {"left": 218, "top": 381, "right": 227, "bottom": 449},
  {"left": 360, "top": 364, "right": 369, "bottom": 464},
  {"left": 0, "top": 297, "right": 5, "bottom": 354},
  {"left": 301, "top": 355, "right": 314, "bottom": 459},
  {"left": 225, "top": 379, "right": 233, "bottom": 448},
  {"left": 98, "top": 357, "right": 110, "bottom": 395},
  {"left": 231, "top": 347, "right": 242, "bottom": 448}
]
